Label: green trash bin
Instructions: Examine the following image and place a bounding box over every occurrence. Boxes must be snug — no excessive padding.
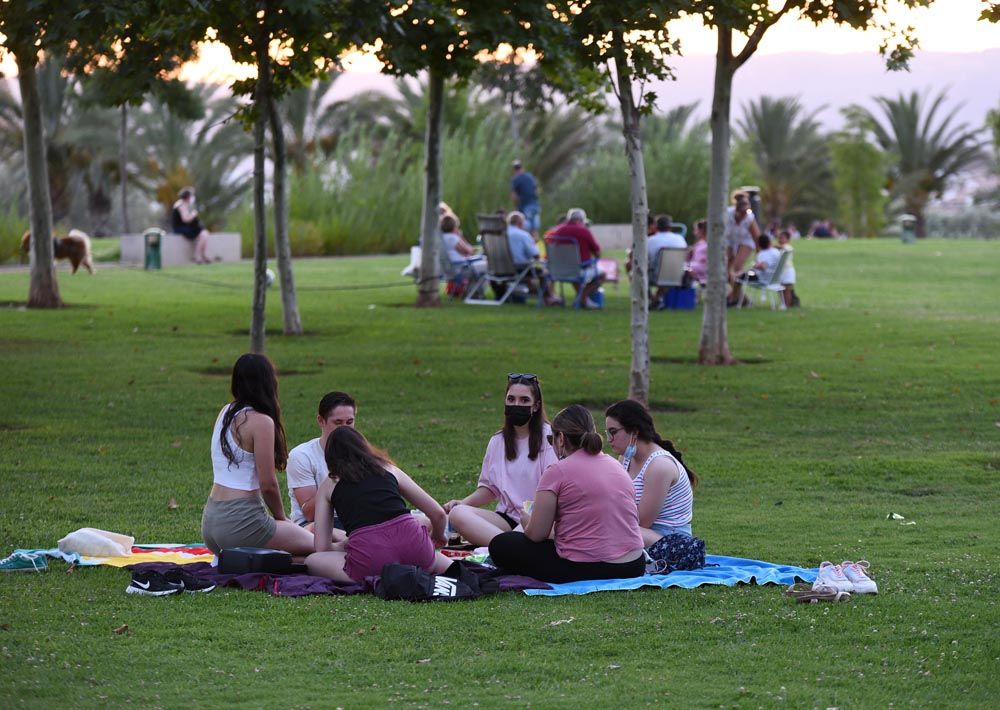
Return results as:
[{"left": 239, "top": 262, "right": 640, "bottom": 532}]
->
[
  {"left": 143, "top": 228, "right": 164, "bottom": 269},
  {"left": 899, "top": 214, "right": 917, "bottom": 244}
]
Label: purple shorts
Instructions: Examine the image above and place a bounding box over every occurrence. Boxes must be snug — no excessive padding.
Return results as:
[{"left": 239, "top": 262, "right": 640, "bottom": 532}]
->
[{"left": 344, "top": 513, "right": 436, "bottom": 582}]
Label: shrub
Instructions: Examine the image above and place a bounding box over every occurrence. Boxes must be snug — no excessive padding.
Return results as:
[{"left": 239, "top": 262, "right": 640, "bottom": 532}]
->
[{"left": 0, "top": 204, "right": 29, "bottom": 264}]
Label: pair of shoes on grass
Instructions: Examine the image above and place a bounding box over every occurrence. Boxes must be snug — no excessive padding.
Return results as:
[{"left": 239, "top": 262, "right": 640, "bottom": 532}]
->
[
  {"left": 126, "top": 569, "right": 216, "bottom": 596},
  {"left": 0, "top": 551, "right": 48, "bottom": 573},
  {"left": 814, "top": 560, "right": 878, "bottom": 594}
]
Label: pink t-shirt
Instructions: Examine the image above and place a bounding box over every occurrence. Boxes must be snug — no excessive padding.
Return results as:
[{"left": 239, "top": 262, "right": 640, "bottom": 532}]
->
[
  {"left": 536, "top": 450, "right": 643, "bottom": 563},
  {"left": 688, "top": 239, "right": 708, "bottom": 283},
  {"left": 478, "top": 425, "right": 557, "bottom": 523}
]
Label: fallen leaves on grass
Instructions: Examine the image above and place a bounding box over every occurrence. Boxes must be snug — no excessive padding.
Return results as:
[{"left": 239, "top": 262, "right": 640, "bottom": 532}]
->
[
  {"left": 0, "top": 623, "right": 10, "bottom": 631},
  {"left": 113, "top": 624, "right": 128, "bottom": 635},
  {"left": 417, "top": 658, "right": 431, "bottom": 664},
  {"left": 171, "top": 439, "right": 183, "bottom": 448},
  {"left": 66, "top": 563, "right": 77, "bottom": 574},
  {"left": 167, "top": 498, "right": 179, "bottom": 510},
  {"left": 809, "top": 371, "right": 821, "bottom": 379}
]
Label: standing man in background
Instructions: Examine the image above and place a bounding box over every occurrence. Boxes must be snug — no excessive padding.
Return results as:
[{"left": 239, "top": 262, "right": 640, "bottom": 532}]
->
[{"left": 511, "top": 160, "right": 540, "bottom": 239}]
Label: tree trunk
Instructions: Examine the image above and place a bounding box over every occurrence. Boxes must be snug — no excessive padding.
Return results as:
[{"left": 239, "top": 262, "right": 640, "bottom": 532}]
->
[
  {"left": 698, "top": 28, "right": 736, "bottom": 365},
  {"left": 268, "top": 99, "right": 303, "bottom": 335},
  {"left": 249, "top": 30, "right": 271, "bottom": 354},
  {"left": 416, "top": 66, "right": 445, "bottom": 308},
  {"left": 120, "top": 105, "right": 130, "bottom": 234},
  {"left": 614, "top": 54, "right": 650, "bottom": 407},
  {"left": 16, "top": 53, "right": 62, "bottom": 308}
]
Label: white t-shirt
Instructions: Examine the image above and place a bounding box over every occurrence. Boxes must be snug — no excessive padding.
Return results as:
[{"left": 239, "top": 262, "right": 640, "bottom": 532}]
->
[
  {"left": 285, "top": 438, "right": 328, "bottom": 525},
  {"left": 725, "top": 207, "right": 758, "bottom": 254},
  {"left": 441, "top": 232, "right": 464, "bottom": 264},
  {"left": 754, "top": 247, "right": 782, "bottom": 283},
  {"left": 647, "top": 231, "right": 687, "bottom": 269}
]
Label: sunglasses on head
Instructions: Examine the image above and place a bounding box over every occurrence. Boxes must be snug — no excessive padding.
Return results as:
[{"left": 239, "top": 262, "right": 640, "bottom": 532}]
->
[{"left": 508, "top": 372, "right": 538, "bottom": 384}]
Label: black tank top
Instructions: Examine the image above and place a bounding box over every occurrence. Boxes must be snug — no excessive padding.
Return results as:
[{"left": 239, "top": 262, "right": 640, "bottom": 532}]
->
[{"left": 331, "top": 469, "right": 408, "bottom": 535}]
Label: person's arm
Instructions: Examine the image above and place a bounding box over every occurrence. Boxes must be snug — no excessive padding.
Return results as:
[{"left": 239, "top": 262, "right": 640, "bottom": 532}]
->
[
  {"left": 293, "top": 485, "right": 319, "bottom": 522},
  {"left": 247, "top": 413, "right": 287, "bottom": 521},
  {"left": 177, "top": 201, "right": 198, "bottom": 223},
  {"left": 392, "top": 466, "right": 448, "bottom": 547},
  {"left": 522, "top": 490, "right": 557, "bottom": 542},
  {"left": 312, "top": 477, "right": 336, "bottom": 553},
  {"left": 586, "top": 231, "right": 601, "bottom": 259},
  {"left": 636, "top": 458, "right": 678, "bottom": 528},
  {"left": 443, "top": 485, "right": 496, "bottom": 512},
  {"left": 749, "top": 218, "right": 761, "bottom": 244},
  {"left": 455, "top": 237, "right": 476, "bottom": 257}
]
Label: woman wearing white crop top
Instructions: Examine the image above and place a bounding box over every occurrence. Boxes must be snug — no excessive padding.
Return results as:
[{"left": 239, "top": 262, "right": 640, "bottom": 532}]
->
[
  {"left": 604, "top": 400, "right": 698, "bottom": 547},
  {"left": 201, "top": 354, "right": 314, "bottom": 555}
]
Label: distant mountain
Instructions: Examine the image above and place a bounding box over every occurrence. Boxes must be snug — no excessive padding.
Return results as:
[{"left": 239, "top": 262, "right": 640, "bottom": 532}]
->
[{"left": 329, "top": 50, "right": 1000, "bottom": 131}]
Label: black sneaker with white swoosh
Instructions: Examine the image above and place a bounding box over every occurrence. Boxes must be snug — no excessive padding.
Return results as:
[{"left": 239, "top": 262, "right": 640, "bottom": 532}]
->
[{"left": 126, "top": 570, "right": 184, "bottom": 596}]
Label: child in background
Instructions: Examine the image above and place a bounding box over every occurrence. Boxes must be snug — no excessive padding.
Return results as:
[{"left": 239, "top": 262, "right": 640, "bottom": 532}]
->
[{"left": 777, "top": 230, "right": 800, "bottom": 308}]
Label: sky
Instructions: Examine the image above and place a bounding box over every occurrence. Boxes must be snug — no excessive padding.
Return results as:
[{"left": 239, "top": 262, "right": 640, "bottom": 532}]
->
[
  {"left": 2, "top": 0, "right": 999, "bottom": 81},
  {"left": 174, "top": 0, "right": 1000, "bottom": 83}
]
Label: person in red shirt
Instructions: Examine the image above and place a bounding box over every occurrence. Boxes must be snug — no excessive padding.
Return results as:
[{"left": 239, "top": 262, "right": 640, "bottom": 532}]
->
[{"left": 548, "top": 208, "right": 605, "bottom": 308}]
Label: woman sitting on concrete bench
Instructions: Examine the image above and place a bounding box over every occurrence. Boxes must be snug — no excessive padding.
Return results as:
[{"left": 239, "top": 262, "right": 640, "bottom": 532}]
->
[{"left": 172, "top": 187, "right": 211, "bottom": 264}]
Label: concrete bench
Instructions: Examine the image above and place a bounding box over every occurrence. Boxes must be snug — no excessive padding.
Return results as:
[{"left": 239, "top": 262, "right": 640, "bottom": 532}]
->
[{"left": 120, "top": 231, "right": 242, "bottom": 267}]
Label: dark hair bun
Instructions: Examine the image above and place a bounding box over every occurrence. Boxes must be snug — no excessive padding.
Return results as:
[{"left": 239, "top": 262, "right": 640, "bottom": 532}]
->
[{"left": 581, "top": 431, "right": 603, "bottom": 455}]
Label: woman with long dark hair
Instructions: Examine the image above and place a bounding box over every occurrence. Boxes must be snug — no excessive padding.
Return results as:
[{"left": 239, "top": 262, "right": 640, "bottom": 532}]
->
[
  {"left": 201, "top": 354, "right": 314, "bottom": 555},
  {"left": 488, "top": 405, "right": 645, "bottom": 583},
  {"left": 306, "top": 427, "right": 452, "bottom": 583},
  {"left": 444, "top": 373, "right": 557, "bottom": 546},
  {"left": 604, "top": 399, "right": 698, "bottom": 546}
]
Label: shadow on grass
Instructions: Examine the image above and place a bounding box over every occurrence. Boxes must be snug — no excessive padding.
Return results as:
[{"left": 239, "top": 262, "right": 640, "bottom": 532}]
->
[
  {"left": 225, "top": 328, "right": 325, "bottom": 337},
  {"left": 577, "top": 398, "right": 696, "bottom": 414},
  {"left": 194, "top": 365, "right": 319, "bottom": 377},
  {"left": 1, "top": 301, "right": 98, "bottom": 310},
  {"left": 652, "top": 355, "right": 771, "bottom": 365}
]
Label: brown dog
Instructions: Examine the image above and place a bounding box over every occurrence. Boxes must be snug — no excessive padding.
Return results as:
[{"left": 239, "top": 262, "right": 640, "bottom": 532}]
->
[{"left": 20, "top": 229, "right": 94, "bottom": 274}]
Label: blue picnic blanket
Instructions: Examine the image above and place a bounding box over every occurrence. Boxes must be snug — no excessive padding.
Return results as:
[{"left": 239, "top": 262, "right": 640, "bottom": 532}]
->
[{"left": 523, "top": 554, "right": 818, "bottom": 596}]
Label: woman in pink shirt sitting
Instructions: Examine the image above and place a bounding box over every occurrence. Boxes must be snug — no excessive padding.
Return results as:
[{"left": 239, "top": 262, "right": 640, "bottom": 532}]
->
[
  {"left": 444, "top": 373, "right": 557, "bottom": 546},
  {"left": 488, "top": 404, "right": 646, "bottom": 582},
  {"left": 687, "top": 219, "right": 709, "bottom": 285}
]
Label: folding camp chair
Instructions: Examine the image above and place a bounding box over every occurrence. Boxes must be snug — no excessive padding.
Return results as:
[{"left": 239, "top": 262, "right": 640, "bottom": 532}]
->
[
  {"left": 438, "top": 240, "right": 483, "bottom": 300},
  {"left": 737, "top": 249, "right": 790, "bottom": 310},
  {"left": 465, "top": 232, "right": 539, "bottom": 306},
  {"left": 650, "top": 247, "right": 689, "bottom": 296},
  {"left": 545, "top": 236, "right": 597, "bottom": 309}
]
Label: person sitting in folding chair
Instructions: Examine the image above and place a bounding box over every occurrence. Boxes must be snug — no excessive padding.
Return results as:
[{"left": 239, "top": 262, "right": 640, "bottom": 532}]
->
[
  {"left": 441, "top": 214, "right": 485, "bottom": 297},
  {"left": 548, "top": 208, "right": 605, "bottom": 309},
  {"left": 730, "top": 234, "right": 781, "bottom": 308},
  {"left": 647, "top": 214, "right": 688, "bottom": 303},
  {"left": 507, "top": 212, "right": 561, "bottom": 306}
]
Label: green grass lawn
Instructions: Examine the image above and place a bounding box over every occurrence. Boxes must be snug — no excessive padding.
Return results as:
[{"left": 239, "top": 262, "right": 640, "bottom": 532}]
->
[{"left": 1, "top": 238, "right": 998, "bottom": 707}]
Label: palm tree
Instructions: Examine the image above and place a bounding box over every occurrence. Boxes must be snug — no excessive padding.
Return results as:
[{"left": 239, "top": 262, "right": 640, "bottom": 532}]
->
[
  {"left": 129, "top": 83, "right": 252, "bottom": 229},
  {"left": 0, "top": 53, "right": 121, "bottom": 230},
  {"left": 859, "top": 90, "right": 987, "bottom": 237},
  {"left": 736, "top": 96, "right": 830, "bottom": 226},
  {"left": 276, "top": 71, "right": 343, "bottom": 174}
]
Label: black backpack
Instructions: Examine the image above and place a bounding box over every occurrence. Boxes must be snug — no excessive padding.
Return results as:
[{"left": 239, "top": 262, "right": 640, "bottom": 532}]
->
[{"left": 375, "top": 561, "right": 499, "bottom": 601}]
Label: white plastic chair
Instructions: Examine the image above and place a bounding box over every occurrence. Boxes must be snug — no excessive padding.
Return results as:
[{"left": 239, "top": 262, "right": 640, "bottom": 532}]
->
[{"left": 738, "top": 249, "right": 790, "bottom": 310}]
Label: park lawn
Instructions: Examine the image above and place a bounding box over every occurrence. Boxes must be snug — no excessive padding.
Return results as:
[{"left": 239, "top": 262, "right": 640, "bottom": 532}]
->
[{"left": 0, "top": 238, "right": 998, "bottom": 708}]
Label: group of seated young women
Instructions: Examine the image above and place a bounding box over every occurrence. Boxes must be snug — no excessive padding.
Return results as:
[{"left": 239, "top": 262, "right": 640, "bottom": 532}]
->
[{"left": 202, "top": 355, "right": 698, "bottom": 585}]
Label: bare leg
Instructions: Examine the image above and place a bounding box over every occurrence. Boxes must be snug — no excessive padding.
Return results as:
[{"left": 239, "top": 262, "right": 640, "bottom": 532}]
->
[
  {"left": 448, "top": 505, "right": 513, "bottom": 547},
  {"left": 430, "top": 551, "right": 454, "bottom": 575},
  {"left": 305, "top": 550, "right": 353, "bottom": 583},
  {"left": 195, "top": 230, "right": 210, "bottom": 263},
  {"left": 265, "top": 520, "right": 315, "bottom": 555}
]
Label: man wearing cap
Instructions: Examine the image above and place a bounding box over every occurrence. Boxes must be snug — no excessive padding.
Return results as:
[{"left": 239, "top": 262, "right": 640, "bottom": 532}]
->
[{"left": 510, "top": 160, "right": 541, "bottom": 238}]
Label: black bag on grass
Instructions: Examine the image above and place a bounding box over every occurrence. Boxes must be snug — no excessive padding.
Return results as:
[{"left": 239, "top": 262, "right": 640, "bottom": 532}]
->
[
  {"left": 375, "top": 560, "right": 497, "bottom": 601},
  {"left": 218, "top": 547, "right": 294, "bottom": 575}
]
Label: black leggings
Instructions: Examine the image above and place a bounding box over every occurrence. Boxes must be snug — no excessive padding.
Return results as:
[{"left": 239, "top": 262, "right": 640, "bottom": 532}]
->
[{"left": 489, "top": 531, "right": 645, "bottom": 583}]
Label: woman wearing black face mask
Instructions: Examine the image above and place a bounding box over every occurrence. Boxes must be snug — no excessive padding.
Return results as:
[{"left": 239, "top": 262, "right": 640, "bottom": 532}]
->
[{"left": 443, "top": 373, "right": 556, "bottom": 546}]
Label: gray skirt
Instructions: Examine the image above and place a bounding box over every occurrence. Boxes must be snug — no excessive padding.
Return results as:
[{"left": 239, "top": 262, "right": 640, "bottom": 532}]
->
[{"left": 201, "top": 496, "right": 277, "bottom": 555}]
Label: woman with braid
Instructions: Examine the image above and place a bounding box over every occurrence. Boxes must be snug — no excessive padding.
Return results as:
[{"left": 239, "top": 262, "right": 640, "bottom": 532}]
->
[{"left": 604, "top": 400, "right": 698, "bottom": 546}]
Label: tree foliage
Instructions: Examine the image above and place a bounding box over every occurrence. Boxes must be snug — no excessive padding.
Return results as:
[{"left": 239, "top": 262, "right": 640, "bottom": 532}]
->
[{"left": 858, "top": 90, "right": 986, "bottom": 237}]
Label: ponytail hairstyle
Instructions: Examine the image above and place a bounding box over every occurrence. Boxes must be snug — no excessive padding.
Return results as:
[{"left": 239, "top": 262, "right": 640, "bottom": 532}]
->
[
  {"left": 551, "top": 404, "right": 603, "bottom": 456},
  {"left": 323, "top": 426, "right": 394, "bottom": 484},
  {"left": 222, "top": 353, "right": 288, "bottom": 470},
  {"left": 502, "top": 374, "right": 548, "bottom": 462},
  {"left": 604, "top": 400, "right": 698, "bottom": 488}
]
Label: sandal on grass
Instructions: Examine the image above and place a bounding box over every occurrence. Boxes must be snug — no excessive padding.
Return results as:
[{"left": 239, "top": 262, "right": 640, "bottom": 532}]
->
[{"left": 784, "top": 583, "right": 851, "bottom": 604}]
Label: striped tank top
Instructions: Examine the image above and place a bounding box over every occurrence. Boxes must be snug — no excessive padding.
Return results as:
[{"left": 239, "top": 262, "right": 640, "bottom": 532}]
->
[{"left": 632, "top": 449, "right": 693, "bottom": 528}]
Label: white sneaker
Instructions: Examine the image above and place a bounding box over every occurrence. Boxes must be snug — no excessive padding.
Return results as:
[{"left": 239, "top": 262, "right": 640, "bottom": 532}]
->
[
  {"left": 841, "top": 560, "right": 878, "bottom": 594},
  {"left": 813, "top": 561, "right": 854, "bottom": 593}
]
